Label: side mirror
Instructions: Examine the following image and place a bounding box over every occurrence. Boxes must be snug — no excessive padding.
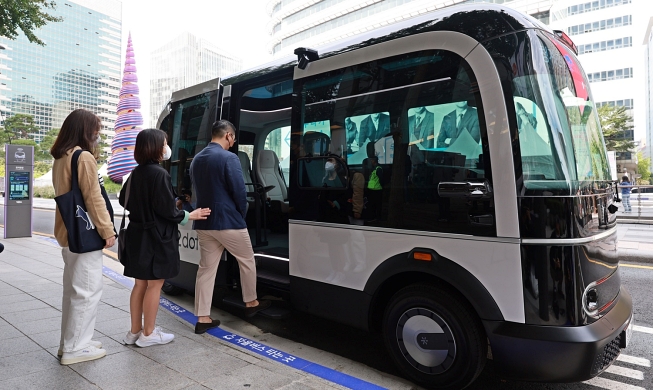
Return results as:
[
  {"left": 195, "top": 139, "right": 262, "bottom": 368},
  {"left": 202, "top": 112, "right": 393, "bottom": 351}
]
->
[
  {"left": 297, "top": 156, "right": 349, "bottom": 190},
  {"left": 438, "top": 181, "right": 492, "bottom": 199}
]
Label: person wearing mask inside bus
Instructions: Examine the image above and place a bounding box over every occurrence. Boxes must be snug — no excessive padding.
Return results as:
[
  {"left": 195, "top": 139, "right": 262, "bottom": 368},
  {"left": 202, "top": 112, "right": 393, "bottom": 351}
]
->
[
  {"left": 120, "top": 129, "right": 211, "bottom": 347},
  {"left": 190, "top": 120, "right": 272, "bottom": 334},
  {"left": 436, "top": 101, "right": 480, "bottom": 148},
  {"left": 318, "top": 156, "right": 350, "bottom": 224},
  {"left": 621, "top": 175, "right": 632, "bottom": 213}
]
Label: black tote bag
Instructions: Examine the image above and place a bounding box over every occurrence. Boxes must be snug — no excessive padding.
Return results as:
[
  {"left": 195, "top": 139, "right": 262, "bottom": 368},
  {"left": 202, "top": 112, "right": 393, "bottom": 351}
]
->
[{"left": 54, "top": 150, "right": 113, "bottom": 253}]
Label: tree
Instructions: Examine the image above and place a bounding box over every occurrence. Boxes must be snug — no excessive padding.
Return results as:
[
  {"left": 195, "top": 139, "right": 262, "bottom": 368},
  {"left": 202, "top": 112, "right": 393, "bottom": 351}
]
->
[
  {"left": 597, "top": 105, "right": 635, "bottom": 152},
  {"left": 637, "top": 151, "right": 651, "bottom": 184},
  {"left": 0, "top": 0, "right": 62, "bottom": 46},
  {"left": 3, "top": 113, "right": 39, "bottom": 143},
  {"left": 39, "top": 128, "right": 59, "bottom": 155}
]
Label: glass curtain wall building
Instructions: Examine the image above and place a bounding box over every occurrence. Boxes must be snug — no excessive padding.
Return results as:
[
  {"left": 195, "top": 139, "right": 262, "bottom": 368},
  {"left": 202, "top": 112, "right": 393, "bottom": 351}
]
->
[
  {"left": 0, "top": 0, "right": 122, "bottom": 144},
  {"left": 149, "top": 32, "right": 243, "bottom": 126}
]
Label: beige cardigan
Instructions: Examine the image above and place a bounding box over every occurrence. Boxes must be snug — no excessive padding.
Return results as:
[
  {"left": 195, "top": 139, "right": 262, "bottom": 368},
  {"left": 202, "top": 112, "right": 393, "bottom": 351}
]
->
[{"left": 52, "top": 147, "right": 115, "bottom": 247}]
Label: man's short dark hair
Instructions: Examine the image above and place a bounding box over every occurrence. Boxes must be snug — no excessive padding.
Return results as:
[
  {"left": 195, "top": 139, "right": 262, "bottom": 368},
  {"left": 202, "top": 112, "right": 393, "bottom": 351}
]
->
[
  {"left": 212, "top": 120, "right": 235, "bottom": 139},
  {"left": 181, "top": 189, "right": 192, "bottom": 196}
]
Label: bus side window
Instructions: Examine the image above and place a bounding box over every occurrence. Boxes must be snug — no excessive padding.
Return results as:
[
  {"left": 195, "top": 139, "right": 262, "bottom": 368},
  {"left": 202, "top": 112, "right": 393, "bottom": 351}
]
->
[{"left": 295, "top": 50, "right": 496, "bottom": 236}]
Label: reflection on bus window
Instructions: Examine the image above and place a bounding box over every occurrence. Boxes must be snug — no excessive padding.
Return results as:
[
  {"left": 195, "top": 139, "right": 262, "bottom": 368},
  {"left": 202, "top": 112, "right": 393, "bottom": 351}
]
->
[
  {"left": 265, "top": 127, "right": 291, "bottom": 185},
  {"left": 301, "top": 121, "right": 331, "bottom": 157},
  {"left": 344, "top": 112, "right": 390, "bottom": 164}
]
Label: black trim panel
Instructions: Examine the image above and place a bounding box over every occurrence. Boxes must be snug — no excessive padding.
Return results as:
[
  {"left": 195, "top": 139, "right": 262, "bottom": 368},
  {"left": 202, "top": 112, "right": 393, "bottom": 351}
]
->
[
  {"left": 290, "top": 276, "right": 371, "bottom": 330},
  {"left": 485, "top": 287, "right": 632, "bottom": 382}
]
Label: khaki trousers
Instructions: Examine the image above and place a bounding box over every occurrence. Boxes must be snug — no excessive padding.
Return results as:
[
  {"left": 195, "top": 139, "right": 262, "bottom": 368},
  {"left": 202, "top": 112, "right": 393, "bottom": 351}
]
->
[{"left": 194, "top": 229, "right": 257, "bottom": 317}]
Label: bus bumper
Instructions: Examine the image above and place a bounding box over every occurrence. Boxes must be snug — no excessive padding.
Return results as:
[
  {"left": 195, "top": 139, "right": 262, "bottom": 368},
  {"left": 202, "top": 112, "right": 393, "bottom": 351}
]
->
[{"left": 483, "top": 286, "right": 633, "bottom": 383}]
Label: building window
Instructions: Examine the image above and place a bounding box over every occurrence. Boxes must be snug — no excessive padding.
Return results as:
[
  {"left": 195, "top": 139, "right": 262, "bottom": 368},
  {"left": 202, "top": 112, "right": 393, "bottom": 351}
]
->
[
  {"left": 578, "top": 37, "right": 632, "bottom": 54},
  {"left": 568, "top": 0, "right": 631, "bottom": 15},
  {"left": 597, "top": 99, "right": 633, "bottom": 109},
  {"left": 587, "top": 67, "right": 632, "bottom": 83},
  {"left": 567, "top": 15, "right": 631, "bottom": 36}
]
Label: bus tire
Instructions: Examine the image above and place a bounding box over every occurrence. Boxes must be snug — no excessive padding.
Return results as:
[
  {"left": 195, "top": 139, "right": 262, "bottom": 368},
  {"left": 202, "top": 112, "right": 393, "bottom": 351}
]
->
[
  {"left": 382, "top": 283, "right": 487, "bottom": 389},
  {"left": 161, "top": 281, "right": 184, "bottom": 296}
]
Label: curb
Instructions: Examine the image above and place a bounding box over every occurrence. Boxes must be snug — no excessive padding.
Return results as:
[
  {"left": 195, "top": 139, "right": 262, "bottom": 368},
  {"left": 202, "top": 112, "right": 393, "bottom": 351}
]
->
[{"left": 619, "top": 248, "right": 653, "bottom": 264}]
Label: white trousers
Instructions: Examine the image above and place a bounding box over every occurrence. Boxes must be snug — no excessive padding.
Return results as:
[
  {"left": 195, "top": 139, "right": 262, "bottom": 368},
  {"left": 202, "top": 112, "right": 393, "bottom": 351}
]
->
[{"left": 60, "top": 248, "right": 104, "bottom": 353}]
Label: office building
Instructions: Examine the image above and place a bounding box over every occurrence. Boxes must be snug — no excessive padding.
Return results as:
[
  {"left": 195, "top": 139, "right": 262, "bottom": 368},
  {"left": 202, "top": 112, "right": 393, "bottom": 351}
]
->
[
  {"left": 549, "top": 0, "right": 647, "bottom": 173},
  {"left": 149, "top": 32, "right": 242, "bottom": 126},
  {"left": 644, "top": 17, "right": 653, "bottom": 169},
  {"left": 0, "top": 0, "right": 122, "bottom": 143},
  {"left": 266, "top": 0, "right": 553, "bottom": 58}
]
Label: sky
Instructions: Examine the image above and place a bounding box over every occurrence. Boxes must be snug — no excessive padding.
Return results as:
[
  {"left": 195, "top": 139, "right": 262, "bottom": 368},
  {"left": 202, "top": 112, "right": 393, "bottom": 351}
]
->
[{"left": 119, "top": 0, "right": 271, "bottom": 126}]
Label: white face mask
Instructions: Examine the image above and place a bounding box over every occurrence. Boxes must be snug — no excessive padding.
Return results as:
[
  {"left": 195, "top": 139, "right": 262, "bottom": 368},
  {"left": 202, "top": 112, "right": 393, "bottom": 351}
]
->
[
  {"left": 162, "top": 144, "right": 172, "bottom": 161},
  {"left": 325, "top": 161, "right": 335, "bottom": 172}
]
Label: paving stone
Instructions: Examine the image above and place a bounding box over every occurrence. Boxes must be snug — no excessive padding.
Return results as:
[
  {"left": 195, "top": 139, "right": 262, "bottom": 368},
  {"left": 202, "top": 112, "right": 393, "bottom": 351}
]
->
[
  {"left": 0, "top": 335, "right": 43, "bottom": 358},
  {"left": 11, "top": 315, "right": 61, "bottom": 335},
  {"left": 0, "top": 365, "right": 98, "bottom": 390},
  {"left": 95, "top": 306, "right": 130, "bottom": 323},
  {"left": 2, "top": 292, "right": 37, "bottom": 305},
  {"left": 29, "top": 329, "right": 62, "bottom": 349},
  {"left": 0, "top": 324, "right": 23, "bottom": 341},
  {"left": 69, "top": 350, "right": 194, "bottom": 390},
  {"left": 203, "top": 363, "right": 296, "bottom": 390},
  {"left": 0, "top": 349, "right": 58, "bottom": 381},
  {"left": 1, "top": 307, "right": 61, "bottom": 324},
  {"left": 94, "top": 316, "right": 130, "bottom": 336},
  {"left": 0, "top": 299, "right": 50, "bottom": 315}
]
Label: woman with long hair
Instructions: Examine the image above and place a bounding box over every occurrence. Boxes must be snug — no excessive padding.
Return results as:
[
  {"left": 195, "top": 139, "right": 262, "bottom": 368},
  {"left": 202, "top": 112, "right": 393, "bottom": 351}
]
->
[
  {"left": 119, "top": 129, "right": 210, "bottom": 347},
  {"left": 51, "top": 109, "right": 116, "bottom": 365}
]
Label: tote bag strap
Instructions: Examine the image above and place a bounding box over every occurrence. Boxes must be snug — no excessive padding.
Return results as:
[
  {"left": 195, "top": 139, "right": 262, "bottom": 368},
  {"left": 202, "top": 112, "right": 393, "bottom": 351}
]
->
[
  {"left": 70, "top": 150, "right": 84, "bottom": 192},
  {"left": 119, "top": 173, "right": 133, "bottom": 231}
]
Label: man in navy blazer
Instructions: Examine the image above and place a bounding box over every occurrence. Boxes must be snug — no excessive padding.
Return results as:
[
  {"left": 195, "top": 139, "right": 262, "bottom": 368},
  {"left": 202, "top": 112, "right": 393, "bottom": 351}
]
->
[{"left": 190, "top": 120, "right": 271, "bottom": 334}]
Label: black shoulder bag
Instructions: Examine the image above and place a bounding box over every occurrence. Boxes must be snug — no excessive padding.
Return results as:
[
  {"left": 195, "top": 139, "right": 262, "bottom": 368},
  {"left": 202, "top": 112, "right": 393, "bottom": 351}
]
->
[
  {"left": 117, "top": 174, "right": 132, "bottom": 265},
  {"left": 54, "top": 150, "right": 110, "bottom": 253}
]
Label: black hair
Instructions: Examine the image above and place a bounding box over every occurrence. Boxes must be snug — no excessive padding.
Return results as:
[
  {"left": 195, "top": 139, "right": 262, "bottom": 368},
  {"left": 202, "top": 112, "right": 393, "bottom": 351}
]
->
[{"left": 211, "top": 120, "right": 236, "bottom": 139}]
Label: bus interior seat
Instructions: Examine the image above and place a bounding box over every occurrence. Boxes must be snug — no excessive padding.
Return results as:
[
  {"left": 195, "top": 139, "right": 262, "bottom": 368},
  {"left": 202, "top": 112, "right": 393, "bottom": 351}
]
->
[
  {"left": 238, "top": 151, "right": 255, "bottom": 213},
  {"left": 255, "top": 149, "right": 289, "bottom": 212}
]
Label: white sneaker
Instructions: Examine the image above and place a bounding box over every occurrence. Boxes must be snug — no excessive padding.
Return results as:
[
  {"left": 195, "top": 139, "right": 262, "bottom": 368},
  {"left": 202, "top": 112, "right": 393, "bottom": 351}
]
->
[
  {"left": 135, "top": 327, "right": 174, "bottom": 347},
  {"left": 60, "top": 346, "right": 106, "bottom": 365},
  {"left": 123, "top": 330, "right": 141, "bottom": 345},
  {"left": 58, "top": 340, "right": 102, "bottom": 357}
]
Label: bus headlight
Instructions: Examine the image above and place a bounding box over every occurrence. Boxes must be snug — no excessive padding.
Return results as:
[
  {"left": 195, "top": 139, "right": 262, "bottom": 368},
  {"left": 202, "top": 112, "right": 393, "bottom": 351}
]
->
[{"left": 582, "top": 281, "right": 599, "bottom": 318}]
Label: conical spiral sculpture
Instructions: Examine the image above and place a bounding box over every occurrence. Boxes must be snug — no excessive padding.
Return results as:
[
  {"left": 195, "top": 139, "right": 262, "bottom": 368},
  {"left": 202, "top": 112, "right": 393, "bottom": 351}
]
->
[{"left": 107, "top": 33, "right": 143, "bottom": 183}]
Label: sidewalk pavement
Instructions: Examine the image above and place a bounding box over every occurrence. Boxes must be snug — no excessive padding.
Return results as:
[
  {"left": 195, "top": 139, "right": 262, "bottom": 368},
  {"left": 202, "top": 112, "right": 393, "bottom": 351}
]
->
[
  {"left": 0, "top": 231, "right": 414, "bottom": 390},
  {"left": 0, "top": 197, "right": 124, "bottom": 215}
]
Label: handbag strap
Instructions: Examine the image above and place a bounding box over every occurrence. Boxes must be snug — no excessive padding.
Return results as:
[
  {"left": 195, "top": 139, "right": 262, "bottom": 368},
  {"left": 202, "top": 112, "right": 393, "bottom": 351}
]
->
[
  {"left": 119, "top": 173, "right": 133, "bottom": 231},
  {"left": 70, "top": 150, "right": 84, "bottom": 192}
]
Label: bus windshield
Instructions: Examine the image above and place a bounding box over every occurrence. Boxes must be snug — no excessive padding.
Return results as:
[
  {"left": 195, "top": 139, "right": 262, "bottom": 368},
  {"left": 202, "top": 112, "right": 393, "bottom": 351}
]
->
[{"left": 512, "top": 31, "right": 611, "bottom": 192}]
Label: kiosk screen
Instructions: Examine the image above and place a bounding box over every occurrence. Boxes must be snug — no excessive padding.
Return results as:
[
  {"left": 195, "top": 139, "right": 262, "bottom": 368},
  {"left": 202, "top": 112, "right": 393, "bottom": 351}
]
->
[{"left": 9, "top": 171, "right": 30, "bottom": 200}]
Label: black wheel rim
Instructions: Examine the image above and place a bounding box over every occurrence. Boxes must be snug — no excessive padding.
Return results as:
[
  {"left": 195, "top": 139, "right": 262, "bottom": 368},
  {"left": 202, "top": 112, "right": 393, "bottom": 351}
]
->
[{"left": 396, "top": 307, "right": 456, "bottom": 374}]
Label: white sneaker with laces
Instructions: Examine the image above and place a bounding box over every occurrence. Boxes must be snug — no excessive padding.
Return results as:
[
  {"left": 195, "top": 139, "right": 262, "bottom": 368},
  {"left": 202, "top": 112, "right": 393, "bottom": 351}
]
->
[
  {"left": 58, "top": 340, "right": 102, "bottom": 357},
  {"left": 123, "top": 330, "right": 141, "bottom": 345},
  {"left": 135, "top": 327, "right": 174, "bottom": 347},
  {"left": 60, "top": 346, "right": 106, "bottom": 365}
]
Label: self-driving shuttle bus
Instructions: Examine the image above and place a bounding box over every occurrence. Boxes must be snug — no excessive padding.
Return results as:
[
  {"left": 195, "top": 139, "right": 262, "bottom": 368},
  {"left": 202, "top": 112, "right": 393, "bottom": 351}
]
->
[{"left": 157, "top": 4, "right": 633, "bottom": 389}]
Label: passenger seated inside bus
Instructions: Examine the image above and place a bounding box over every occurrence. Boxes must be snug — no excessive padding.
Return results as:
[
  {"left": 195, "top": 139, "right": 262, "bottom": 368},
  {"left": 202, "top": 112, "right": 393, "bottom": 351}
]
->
[{"left": 318, "top": 156, "right": 350, "bottom": 224}]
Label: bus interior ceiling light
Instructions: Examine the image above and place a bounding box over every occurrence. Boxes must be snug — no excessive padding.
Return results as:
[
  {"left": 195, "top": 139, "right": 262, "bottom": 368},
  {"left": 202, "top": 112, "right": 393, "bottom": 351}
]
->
[{"left": 295, "top": 47, "right": 319, "bottom": 70}]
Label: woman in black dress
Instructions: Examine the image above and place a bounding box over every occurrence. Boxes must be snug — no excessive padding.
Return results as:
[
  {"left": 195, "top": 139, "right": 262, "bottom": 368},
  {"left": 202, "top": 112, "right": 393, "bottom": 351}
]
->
[{"left": 119, "top": 129, "right": 210, "bottom": 347}]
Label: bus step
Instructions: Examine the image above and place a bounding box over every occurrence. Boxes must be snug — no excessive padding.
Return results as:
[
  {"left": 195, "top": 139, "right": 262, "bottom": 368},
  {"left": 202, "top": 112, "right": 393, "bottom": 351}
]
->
[
  {"left": 256, "top": 269, "right": 290, "bottom": 286},
  {"left": 221, "top": 295, "right": 290, "bottom": 319}
]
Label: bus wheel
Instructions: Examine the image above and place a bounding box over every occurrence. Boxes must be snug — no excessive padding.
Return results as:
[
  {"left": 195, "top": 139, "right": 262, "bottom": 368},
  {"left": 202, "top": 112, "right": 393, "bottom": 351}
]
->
[
  {"left": 383, "top": 284, "right": 486, "bottom": 389},
  {"left": 161, "top": 281, "right": 184, "bottom": 296}
]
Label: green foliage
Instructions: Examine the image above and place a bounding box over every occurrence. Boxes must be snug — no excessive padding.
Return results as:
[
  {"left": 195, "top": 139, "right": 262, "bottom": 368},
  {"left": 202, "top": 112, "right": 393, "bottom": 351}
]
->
[
  {"left": 2, "top": 114, "right": 40, "bottom": 143},
  {"left": 103, "top": 176, "right": 122, "bottom": 196},
  {"left": 39, "top": 128, "right": 59, "bottom": 156},
  {"left": 0, "top": 0, "right": 62, "bottom": 46},
  {"left": 637, "top": 152, "right": 651, "bottom": 183},
  {"left": 33, "top": 185, "right": 55, "bottom": 198},
  {"left": 0, "top": 157, "right": 4, "bottom": 177},
  {"left": 34, "top": 161, "right": 50, "bottom": 178},
  {"left": 597, "top": 105, "right": 635, "bottom": 152}
]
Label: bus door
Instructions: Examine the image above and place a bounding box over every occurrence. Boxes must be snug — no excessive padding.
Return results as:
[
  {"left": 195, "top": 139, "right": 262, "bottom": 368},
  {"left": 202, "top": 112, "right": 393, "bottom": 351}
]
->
[{"left": 161, "top": 86, "right": 220, "bottom": 291}]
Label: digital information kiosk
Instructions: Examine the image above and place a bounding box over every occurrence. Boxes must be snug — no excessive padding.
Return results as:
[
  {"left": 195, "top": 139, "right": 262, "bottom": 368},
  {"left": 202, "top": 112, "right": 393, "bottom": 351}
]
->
[{"left": 4, "top": 145, "right": 33, "bottom": 238}]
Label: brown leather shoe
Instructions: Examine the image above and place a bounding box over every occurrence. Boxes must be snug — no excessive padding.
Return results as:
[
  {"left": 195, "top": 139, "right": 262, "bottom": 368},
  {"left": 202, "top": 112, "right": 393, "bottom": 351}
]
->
[
  {"left": 194, "top": 319, "right": 221, "bottom": 334},
  {"left": 244, "top": 300, "right": 272, "bottom": 318}
]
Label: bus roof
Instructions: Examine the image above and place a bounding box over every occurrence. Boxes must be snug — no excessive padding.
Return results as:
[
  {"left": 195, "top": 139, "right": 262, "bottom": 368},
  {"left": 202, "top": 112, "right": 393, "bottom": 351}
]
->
[{"left": 221, "top": 3, "right": 550, "bottom": 86}]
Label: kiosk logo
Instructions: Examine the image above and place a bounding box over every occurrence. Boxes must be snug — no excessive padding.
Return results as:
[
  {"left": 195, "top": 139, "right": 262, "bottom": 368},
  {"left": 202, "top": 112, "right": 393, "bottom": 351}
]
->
[
  {"left": 14, "top": 148, "right": 26, "bottom": 162},
  {"left": 75, "top": 205, "right": 96, "bottom": 230}
]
